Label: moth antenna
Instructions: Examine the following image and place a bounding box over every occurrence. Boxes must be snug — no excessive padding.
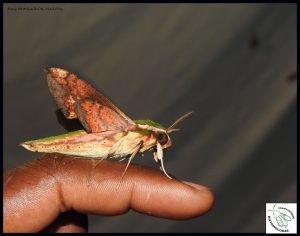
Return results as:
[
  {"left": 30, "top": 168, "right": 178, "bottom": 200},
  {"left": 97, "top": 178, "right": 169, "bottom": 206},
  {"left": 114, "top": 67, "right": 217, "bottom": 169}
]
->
[
  {"left": 167, "top": 128, "right": 180, "bottom": 133},
  {"left": 167, "top": 111, "right": 193, "bottom": 133}
]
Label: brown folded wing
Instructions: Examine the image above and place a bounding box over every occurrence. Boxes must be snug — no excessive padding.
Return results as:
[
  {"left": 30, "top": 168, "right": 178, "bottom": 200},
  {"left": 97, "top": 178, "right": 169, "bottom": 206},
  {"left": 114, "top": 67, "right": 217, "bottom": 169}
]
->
[{"left": 46, "top": 67, "right": 135, "bottom": 133}]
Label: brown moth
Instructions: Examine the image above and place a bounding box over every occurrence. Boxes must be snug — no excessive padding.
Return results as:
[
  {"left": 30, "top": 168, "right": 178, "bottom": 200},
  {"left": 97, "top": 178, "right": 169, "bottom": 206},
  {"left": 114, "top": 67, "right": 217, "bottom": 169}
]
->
[{"left": 20, "top": 68, "right": 193, "bottom": 179}]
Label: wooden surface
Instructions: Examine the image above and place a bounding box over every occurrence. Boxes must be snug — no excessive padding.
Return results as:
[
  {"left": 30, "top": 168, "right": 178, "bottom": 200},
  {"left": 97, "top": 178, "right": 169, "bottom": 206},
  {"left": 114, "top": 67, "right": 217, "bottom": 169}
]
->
[{"left": 4, "top": 3, "right": 297, "bottom": 233}]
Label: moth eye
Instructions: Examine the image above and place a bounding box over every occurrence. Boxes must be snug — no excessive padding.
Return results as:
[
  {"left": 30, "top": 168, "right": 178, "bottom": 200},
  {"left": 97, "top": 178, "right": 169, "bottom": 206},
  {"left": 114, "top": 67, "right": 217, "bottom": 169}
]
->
[{"left": 155, "top": 132, "right": 168, "bottom": 145}]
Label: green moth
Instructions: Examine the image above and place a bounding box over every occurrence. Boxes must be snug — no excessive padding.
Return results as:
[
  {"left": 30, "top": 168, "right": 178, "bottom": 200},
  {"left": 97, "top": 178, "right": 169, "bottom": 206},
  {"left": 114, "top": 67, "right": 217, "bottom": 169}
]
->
[{"left": 20, "top": 68, "right": 193, "bottom": 179}]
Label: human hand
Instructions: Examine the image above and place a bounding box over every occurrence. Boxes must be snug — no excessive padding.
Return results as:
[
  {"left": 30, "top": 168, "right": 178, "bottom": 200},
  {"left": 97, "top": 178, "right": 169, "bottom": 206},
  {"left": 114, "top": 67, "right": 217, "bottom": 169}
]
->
[{"left": 4, "top": 154, "right": 214, "bottom": 232}]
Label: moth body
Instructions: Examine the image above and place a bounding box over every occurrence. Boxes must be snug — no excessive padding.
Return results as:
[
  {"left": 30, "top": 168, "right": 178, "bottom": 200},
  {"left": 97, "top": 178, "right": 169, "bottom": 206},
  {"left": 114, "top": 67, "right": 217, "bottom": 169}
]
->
[{"left": 21, "top": 124, "right": 172, "bottom": 159}]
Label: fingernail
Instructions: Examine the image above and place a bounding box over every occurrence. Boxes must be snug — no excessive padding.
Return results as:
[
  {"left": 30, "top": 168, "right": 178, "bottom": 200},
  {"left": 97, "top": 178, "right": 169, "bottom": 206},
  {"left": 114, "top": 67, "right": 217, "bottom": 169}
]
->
[{"left": 182, "top": 181, "right": 212, "bottom": 192}]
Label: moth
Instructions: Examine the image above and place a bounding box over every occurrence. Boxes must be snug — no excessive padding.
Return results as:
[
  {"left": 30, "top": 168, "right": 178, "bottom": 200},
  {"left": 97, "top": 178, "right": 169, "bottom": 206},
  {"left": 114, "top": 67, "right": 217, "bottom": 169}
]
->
[{"left": 20, "top": 68, "right": 192, "bottom": 179}]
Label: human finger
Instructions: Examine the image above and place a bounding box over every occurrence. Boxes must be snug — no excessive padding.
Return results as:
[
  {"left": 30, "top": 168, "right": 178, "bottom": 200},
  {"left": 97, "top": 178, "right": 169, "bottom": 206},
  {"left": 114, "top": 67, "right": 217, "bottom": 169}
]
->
[{"left": 4, "top": 154, "right": 214, "bottom": 232}]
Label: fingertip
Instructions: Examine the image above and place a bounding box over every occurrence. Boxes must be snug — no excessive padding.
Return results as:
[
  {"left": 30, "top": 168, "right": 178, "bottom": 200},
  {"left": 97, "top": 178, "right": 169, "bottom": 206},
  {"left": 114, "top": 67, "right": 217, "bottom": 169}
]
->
[
  {"left": 181, "top": 181, "right": 215, "bottom": 217},
  {"left": 126, "top": 167, "right": 214, "bottom": 220}
]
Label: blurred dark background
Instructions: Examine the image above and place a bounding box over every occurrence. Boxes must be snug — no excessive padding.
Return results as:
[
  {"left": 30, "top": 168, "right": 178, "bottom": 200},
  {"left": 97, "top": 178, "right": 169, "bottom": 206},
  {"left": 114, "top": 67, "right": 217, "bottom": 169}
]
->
[{"left": 3, "top": 3, "right": 297, "bottom": 233}]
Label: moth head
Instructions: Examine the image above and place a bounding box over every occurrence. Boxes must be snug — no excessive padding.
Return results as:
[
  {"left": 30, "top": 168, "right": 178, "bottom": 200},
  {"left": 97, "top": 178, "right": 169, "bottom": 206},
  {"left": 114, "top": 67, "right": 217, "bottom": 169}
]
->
[
  {"left": 134, "top": 111, "right": 193, "bottom": 150},
  {"left": 154, "top": 131, "right": 172, "bottom": 149},
  {"left": 144, "top": 112, "right": 193, "bottom": 179},
  {"left": 156, "top": 111, "right": 193, "bottom": 149}
]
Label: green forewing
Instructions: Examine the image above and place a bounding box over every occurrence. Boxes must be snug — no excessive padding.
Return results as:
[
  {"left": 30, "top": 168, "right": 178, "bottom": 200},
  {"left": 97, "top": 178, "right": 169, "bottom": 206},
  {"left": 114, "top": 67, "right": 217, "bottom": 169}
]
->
[
  {"left": 133, "top": 130, "right": 150, "bottom": 135},
  {"left": 134, "top": 120, "right": 166, "bottom": 130},
  {"left": 23, "top": 130, "right": 86, "bottom": 144}
]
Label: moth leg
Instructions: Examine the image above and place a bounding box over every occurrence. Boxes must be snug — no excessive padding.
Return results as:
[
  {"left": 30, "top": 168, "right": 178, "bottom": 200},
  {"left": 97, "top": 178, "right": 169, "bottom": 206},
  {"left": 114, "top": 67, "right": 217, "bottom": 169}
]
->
[
  {"left": 116, "top": 141, "right": 143, "bottom": 189},
  {"left": 92, "top": 156, "right": 108, "bottom": 169},
  {"left": 118, "top": 157, "right": 126, "bottom": 162},
  {"left": 107, "top": 131, "right": 129, "bottom": 157},
  {"left": 156, "top": 142, "right": 172, "bottom": 179},
  {"left": 121, "top": 141, "right": 143, "bottom": 178},
  {"left": 85, "top": 156, "right": 107, "bottom": 187}
]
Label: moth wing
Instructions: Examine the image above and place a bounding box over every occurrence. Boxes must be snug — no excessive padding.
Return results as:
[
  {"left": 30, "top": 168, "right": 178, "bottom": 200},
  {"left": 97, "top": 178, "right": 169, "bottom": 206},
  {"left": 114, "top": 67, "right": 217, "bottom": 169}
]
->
[
  {"left": 46, "top": 67, "right": 135, "bottom": 133},
  {"left": 46, "top": 69, "right": 77, "bottom": 119},
  {"left": 74, "top": 99, "right": 131, "bottom": 133}
]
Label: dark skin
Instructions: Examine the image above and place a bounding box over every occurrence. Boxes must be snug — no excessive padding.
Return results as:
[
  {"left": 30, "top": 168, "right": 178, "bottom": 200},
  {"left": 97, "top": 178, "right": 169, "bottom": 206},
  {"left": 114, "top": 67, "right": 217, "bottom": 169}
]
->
[{"left": 4, "top": 154, "right": 214, "bottom": 233}]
